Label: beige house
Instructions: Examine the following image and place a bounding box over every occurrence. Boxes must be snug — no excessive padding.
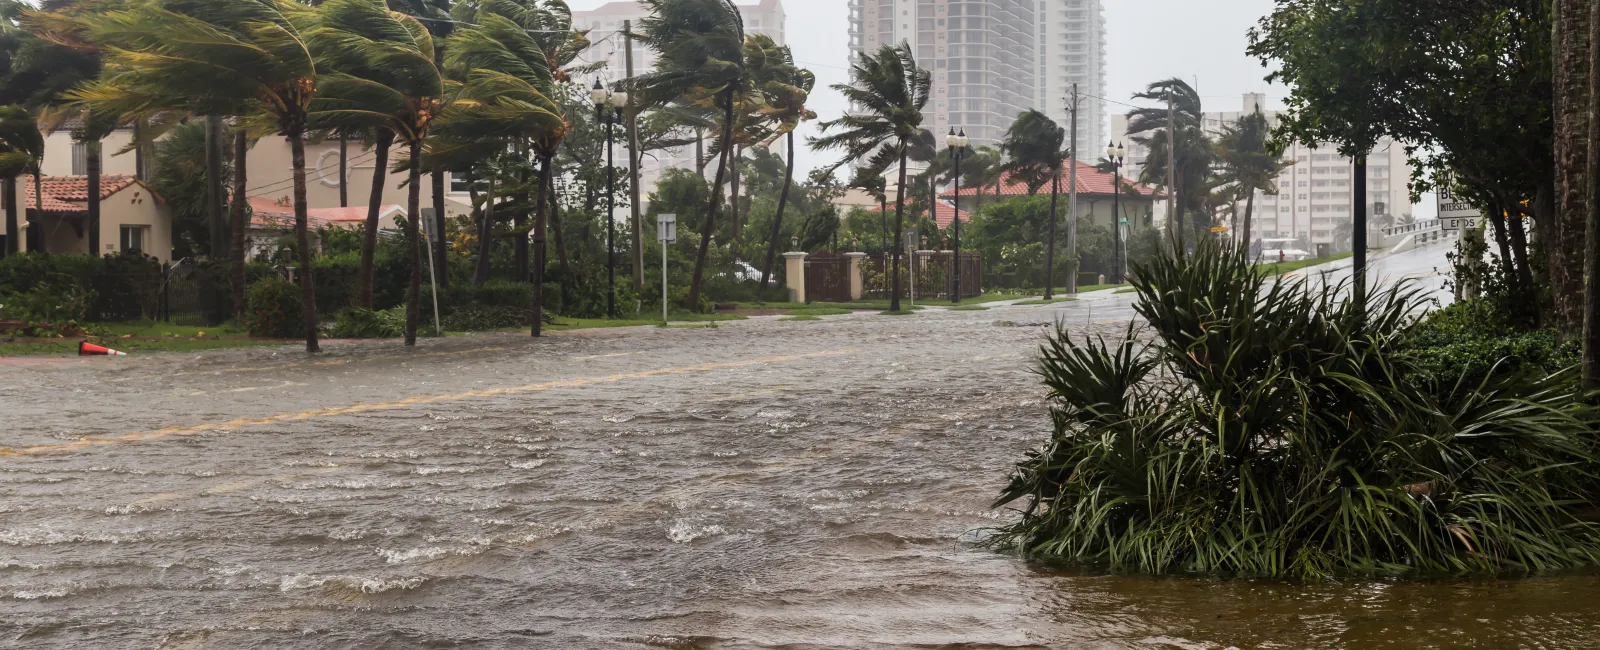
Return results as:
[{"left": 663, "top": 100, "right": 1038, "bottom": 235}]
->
[
  {"left": 38, "top": 123, "right": 474, "bottom": 228},
  {"left": 10, "top": 175, "right": 174, "bottom": 261}
]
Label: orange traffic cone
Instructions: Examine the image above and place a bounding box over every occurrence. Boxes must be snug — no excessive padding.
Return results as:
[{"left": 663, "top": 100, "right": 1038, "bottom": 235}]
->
[{"left": 79, "top": 341, "right": 127, "bottom": 356}]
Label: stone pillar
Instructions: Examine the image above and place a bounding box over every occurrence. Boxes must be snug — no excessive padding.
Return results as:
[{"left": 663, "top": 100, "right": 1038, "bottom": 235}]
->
[
  {"left": 783, "top": 251, "right": 807, "bottom": 303},
  {"left": 845, "top": 252, "right": 867, "bottom": 301}
]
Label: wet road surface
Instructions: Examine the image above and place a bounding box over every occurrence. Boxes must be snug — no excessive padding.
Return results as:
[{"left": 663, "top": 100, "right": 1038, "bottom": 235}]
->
[{"left": 6, "top": 247, "right": 1600, "bottom": 649}]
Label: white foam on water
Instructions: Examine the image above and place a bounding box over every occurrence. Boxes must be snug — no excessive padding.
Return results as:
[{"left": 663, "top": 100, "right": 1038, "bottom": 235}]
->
[
  {"left": 666, "top": 521, "right": 727, "bottom": 544},
  {"left": 376, "top": 546, "right": 482, "bottom": 564},
  {"left": 412, "top": 466, "right": 476, "bottom": 476},
  {"left": 278, "top": 573, "right": 427, "bottom": 594},
  {"left": 8, "top": 587, "right": 71, "bottom": 600},
  {"left": 601, "top": 414, "right": 636, "bottom": 423},
  {"left": 508, "top": 460, "right": 545, "bottom": 469}
]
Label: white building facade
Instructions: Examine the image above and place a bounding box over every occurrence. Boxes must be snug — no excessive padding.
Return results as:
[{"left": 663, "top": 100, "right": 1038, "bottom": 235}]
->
[
  {"left": 1113, "top": 93, "right": 1413, "bottom": 249},
  {"left": 1036, "top": 0, "right": 1106, "bottom": 159}
]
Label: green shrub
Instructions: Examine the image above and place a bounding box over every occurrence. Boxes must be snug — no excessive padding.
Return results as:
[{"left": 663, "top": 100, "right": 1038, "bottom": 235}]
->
[
  {"left": 442, "top": 304, "right": 529, "bottom": 331},
  {"left": 245, "top": 278, "right": 304, "bottom": 338},
  {"left": 992, "top": 242, "right": 1600, "bottom": 579},
  {"left": 1403, "top": 299, "right": 1577, "bottom": 388},
  {"left": 331, "top": 307, "right": 405, "bottom": 338},
  {"left": 469, "top": 279, "right": 531, "bottom": 308}
]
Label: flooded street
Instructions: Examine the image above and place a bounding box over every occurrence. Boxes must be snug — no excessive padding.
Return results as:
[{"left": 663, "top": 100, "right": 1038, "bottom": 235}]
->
[{"left": 5, "top": 277, "right": 1600, "bottom": 648}]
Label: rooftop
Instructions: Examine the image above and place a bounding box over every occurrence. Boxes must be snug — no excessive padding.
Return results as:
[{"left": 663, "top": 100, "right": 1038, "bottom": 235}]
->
[
  {"left": 24, "top": 175, "right": 158, "bottom": 214},
  {"left": 940, "top": 160, "right": 1164, "bottom": 200}
]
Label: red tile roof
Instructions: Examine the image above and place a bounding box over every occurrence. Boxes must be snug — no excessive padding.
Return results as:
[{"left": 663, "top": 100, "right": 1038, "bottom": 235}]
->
[
  {"left": 940, "top": 160, "right": 1164, "bottom": 200},
  {"left": 248, "top": 195, "right": 400, "bottom": 230},
  {"left": 23, "top": 175, "right": 156, "bottom": 214}
]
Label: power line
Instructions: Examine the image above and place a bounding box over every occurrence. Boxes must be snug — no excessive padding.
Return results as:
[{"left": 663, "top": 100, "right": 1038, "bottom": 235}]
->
[{"left": 244, "top": 148, "right": 379, "bottom": 196}]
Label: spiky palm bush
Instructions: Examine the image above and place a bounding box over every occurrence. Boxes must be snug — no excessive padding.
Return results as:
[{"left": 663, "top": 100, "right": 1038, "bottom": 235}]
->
[{"left": 993, "top": 242, "right": 1600, "bottom": 579}]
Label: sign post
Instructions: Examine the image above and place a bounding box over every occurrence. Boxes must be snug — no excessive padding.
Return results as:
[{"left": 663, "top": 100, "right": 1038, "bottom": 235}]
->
[
  {"left": 657, "top": 213, "right": 676, "bottom": 323},
  {"left": 419, "top": 208, "right": 442, "bottom": 336}
]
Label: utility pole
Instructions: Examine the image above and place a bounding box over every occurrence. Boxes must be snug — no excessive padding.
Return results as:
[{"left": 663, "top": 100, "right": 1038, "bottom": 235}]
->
[
  {"left": 1166, "top": 92, "right": 1177, "bottom": 248},
  {"left": 625, "top": 20, "right": 645, "bottom": 293},
  {"left": 1067, "top": 83, "right": 1079, "bottom": 294},
  {"left": 1353, "top": 153, "right": 1368, "bottom": 304}
]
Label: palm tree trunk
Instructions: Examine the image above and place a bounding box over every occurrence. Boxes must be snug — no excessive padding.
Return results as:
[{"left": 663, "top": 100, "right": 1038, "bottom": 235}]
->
[
  {"left": 358, "top": 130, "right": 392, "bottom": 308},
  {"left": 759, "top": 131, "right": 797, "bottom": 290},
  {"left": 432, "top": 165, "right": 450, "bottom": 289},
  {"left": 2, "top": 177, "right": 15, "bottom": 259},
  {"left": 687, "top": 89, "right": 736, "bottom": 309},
  {"left": 1242, "top": 191, "right": 1254, "bottom": 250},
  {"left": 289, "top": 129, "right": 320, "bottom": 354},
  {"left": 339, "top": 135, "right": 349, "bottom": 207},
  {"left": 532, "top": 155, "right": 552, "bottom": 337},
  {"left": 404, "top": 140, "right": 423, "bottom": 346},
  {"left": 474, "top": 174, "right": 497, "bottom": 288},
  {"left": 1585, "top": 0, "right": 1600, "bottom": 383},
  {"left": 205, "top": 117, "right": 225, "bottom": 258},
  {"left": 230, "top": 130, "right": 249, "bottom": 323},
  {"left": 890, "top": 142, "right": 909, "bottom": 312},
  {"left": 547, "top": 159, "right": 570, "bottom": 275},
  {"left": 730, "top": 145, "right": 741, "bottom": 239},
  {"left": 1554, "top": 0, "right": 1590, "bottom": 336},
  {"left": 87, "top": 139, "right": 102, "bottom": 257},
  {"left": 1043, "top": 170, "right": 1059, "bottom": 299}
]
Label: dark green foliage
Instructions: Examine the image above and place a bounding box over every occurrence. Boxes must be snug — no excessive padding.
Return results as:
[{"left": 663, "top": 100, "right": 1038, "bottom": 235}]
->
[
  {"left": 993, "top": 242, "right": 1600, "bottom": 579},
  {"left": 1405, "top": 299, "right": 1578, "bottom": 389},
  {"left": 150, "top": 122, "right": 230, "bottom": 259},
  {"left": 467, "top": 278, "right": 531, "bottom": 308},
  {"left": 441, "top": 304, "right": 530, "bottom": 331},
  {"left": 331, "top": 307, "right": 407, "bottom": 338},
  {"left": 0, "top": 251, "right": 161, "bottom": 321},
  {"left": 244, "top": 278, "right": 303, "bottom": 338}
]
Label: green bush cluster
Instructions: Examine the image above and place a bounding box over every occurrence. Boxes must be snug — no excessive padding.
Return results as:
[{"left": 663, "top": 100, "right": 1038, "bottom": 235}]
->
[
  {"left": 245, "top": 278, "right": 304, "bottom": 338},
  {"left": 331, "top": 307, "right": 407, "bottom": 338},
  {"left": 993, "top": 243, "right": 1600, "bottom": 579},
  {"left": 0, "top": 251, "right": 163, "bottom": 322},
  {"left": 1402, "top": 298, "right": 1577, "bottom": 389},
  {"left": 441, "top": 305, "right": 530, "bottom": 331}
]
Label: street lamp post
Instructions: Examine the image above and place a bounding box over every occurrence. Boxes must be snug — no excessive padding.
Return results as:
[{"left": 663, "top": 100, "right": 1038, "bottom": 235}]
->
[
  {"left": 1107, "top": 141, "right": 1126, "bottom": 284},
  {"left": 592, "top": 79, "right": 628, "bottom": 318},
  {"left": 946, "top": 127, "right": 968, "bottom": 303}
]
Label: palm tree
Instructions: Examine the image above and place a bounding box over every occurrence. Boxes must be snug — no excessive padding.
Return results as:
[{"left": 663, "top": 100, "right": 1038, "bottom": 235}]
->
[
  {"left": 73, "top": 0, "right": 324, "bottom": 353},
  {"left": 1000, "top": 109, "right": 1068, "bottom": 298},
  {"left": 811, "top": 44, "right": 928, "bottom": 311},
  {"left": 960, "top": 144, "right": 1002, "bottom": 215},
  {"left": 0, "top": 105, "right": 41, "bottom": 256},
  {"left": 443, "top": 9, "right": 565, "bottom": 332},
  {"left": 752, "top": 39, "right": 814, "bottom": 291},
  {"left": 309, "top": 0, "right": 455, "bottom": 345},
  {"left": 636, "top": 0, "right": 751, "bottom": 310},
  {"left": 1125, "top": 78, "right": 1209, "bottom": 249},
  {"left": 1214, "top": 108, "right": 1287, "bottom": 249}
]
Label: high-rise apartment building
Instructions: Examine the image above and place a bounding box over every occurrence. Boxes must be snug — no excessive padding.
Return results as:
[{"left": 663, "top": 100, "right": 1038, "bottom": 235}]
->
[
  {"left": 1113, "top": 93, "right": 1412, "bottom": 248},
  {"left": 1036, "top": 0, "right": 1106, "bottom": 158},
  {"left": 569, "top": 0, "right": 786, "bottom": 197},
  {"left": 847, "top": 0, "right": 1038, "bottom": 147}
]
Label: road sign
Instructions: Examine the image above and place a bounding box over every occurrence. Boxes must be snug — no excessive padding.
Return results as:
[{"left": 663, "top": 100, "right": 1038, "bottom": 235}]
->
[
  {"left": 1118, "top": 218, "right": 1129, "bottom": 226},
  {"left": 657, "top": 213, "right": 677, "bottom": 243},
  {"left": 1441, "top": 216, "right": 1481, "bottom": 231},
  {"left": 1437, "top": 177, "right": 1481, "bottom": 221}
]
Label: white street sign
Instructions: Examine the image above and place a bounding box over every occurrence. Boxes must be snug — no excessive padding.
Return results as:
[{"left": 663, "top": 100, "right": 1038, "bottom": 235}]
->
[
  {"left": 1437, "top": 177, "right": 1480, "bottom": 221},
  {"left": 657, "top": 213, "right": 677, "bottom": 243},
  {"left": 1441, "top": 216, "right": 1481, "bottom": 231}
]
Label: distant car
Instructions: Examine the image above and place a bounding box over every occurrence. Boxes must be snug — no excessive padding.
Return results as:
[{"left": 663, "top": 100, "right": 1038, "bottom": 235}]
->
[{"left": 722, "top": 261, "right": 762, "bottom": 282}]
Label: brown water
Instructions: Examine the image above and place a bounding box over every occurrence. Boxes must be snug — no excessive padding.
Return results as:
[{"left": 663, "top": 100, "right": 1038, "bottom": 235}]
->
[{"left": 2, "top": 293, "right": 1598, "bottom": 649}]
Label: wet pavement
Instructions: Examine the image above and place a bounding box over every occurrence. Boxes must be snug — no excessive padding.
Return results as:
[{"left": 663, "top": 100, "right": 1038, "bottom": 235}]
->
[{"left": 5, "top": 241, "right": 1600, "bottom": 649}]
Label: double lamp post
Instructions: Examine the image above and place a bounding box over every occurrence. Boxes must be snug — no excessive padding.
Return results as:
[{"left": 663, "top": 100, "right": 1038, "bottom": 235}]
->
[
  {"left": 591, "top": 78, "right": 628, "bottom": 319},
  {"left": 1106, "top": 140, "right": 1126, "bottom": 284},
  {"left": 945, "top": 127, "right": 969, "bottom": 304}
]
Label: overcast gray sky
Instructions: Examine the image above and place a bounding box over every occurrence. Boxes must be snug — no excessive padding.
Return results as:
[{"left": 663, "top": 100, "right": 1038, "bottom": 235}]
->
[{"left": 567, "top": 0, "right": 1434, "bottom": 215}]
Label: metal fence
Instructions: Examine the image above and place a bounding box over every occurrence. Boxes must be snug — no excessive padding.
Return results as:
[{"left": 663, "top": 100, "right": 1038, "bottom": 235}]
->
[{"left": 862, "top": 251, "right": 982, "bottom": 301}]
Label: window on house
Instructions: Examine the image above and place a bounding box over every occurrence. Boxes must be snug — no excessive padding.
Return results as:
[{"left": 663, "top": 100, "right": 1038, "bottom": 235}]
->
[
  {"left": 72, "top": 142, "right": 88, "bottom": 176},
  {"left": 120, "top": 225, "right": 147, "bottom": 253}
]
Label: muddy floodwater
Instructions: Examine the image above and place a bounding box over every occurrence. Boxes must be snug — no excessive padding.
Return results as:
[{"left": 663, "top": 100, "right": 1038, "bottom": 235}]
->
[{"left": 4, "top": 287, "right": 1600, "bottom": 647}]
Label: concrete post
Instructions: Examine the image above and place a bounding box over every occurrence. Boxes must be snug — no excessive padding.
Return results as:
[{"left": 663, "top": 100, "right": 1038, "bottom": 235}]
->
[
  {"left": 783, "top": 251, "right": 807, "bottom": 303},
  {"left": 845, "top": 252, "right": 867, "bottom": 301}
]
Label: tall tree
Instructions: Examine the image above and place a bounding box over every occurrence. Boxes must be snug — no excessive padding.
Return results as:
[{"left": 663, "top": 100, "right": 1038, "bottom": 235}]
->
[
  {"left": 1001, "top": 110, "right": 1068, "bottom": 298},
  {"left": 811, "top": 43, "right": 929, "bottom": 312},
  {"left": 1125, "top": 79, "right": 1210, "bottom": 249},
  {"left": 0, "top": 105, "right": 41, "bottom": 256},
  {"left": 1213, "top": 108, "right": 1287, "bottom": 249},
  {"left": 73, "top": 0, "right": 326, "bottom": 352},
  {"left": 636, "top": 0, "right": 752, "bottom": 310},
  {"left": 738, "top": 34, "right": 813, "bottom": 291},
  {"left": 309, "top": 0, "right": 456, "bottom": 345}
]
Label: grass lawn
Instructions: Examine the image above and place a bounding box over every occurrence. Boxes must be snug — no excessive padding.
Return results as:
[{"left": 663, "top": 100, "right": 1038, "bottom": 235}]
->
[
  {"left": 949, "top": 305, "right": 990, "bottom": 311},
  {"left": 1071, "top": 283, "right": 1130, "bottom": 293},
  {"left": 1014, "top": 297, "right": 1079, "bottom": 305},
  {"left": 780, "top": 315, "right": 821, "bottom": 321},
  {"left": 879, "top": 309, "right": 917, "bottom": 316},
  {"left": 1258, "top": 252, "right": 1354, "bottom": 276},
  {"left": 1, "top": 321, "right": 289, "bottom": 356},
  {"left": 787, "top": 307, "right": 852, "bottom": 316},
  {"left": 730, "top": 300, "right": 925, "bottom": 312},
  {"left": 1114, "top": 287, "right": 1138, "bottom": 294}
]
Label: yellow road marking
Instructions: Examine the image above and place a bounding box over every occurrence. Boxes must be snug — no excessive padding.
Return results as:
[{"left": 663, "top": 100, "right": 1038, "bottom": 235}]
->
[{"left": 2, "top": 349, "right": 857, "bottom": 457}]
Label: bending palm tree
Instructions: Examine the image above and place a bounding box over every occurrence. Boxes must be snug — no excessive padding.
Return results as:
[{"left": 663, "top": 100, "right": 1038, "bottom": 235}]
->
[
  {"left": 1125, "top": 78, "right": 1209, "bottom": 250},
  {"left": 752, "top": 36, "right": 815, "bottom": 291},
  {"left": 636, "top": 0, "right": 749, "bottom": 310},
  {"left": 1000, "top": 110, "right": 1068, "bottom": 299},
  {"left": 811, "top": 43, "right": 929, "bottom": 312},
  {"left": 961, "top": 145, "right": 1002, "bottom": 214},
  {"left": 442, "top": 9, "right": 565, "bottom": 334},
  {"left": 73, "top": 0, "right": 324, "bottom": 352},
  {"left": 1214, "top": 108, "right": 1286, "bottom": 252},
  {"left": 308, "top": 0, "right": 456, "bottom": 345}
]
